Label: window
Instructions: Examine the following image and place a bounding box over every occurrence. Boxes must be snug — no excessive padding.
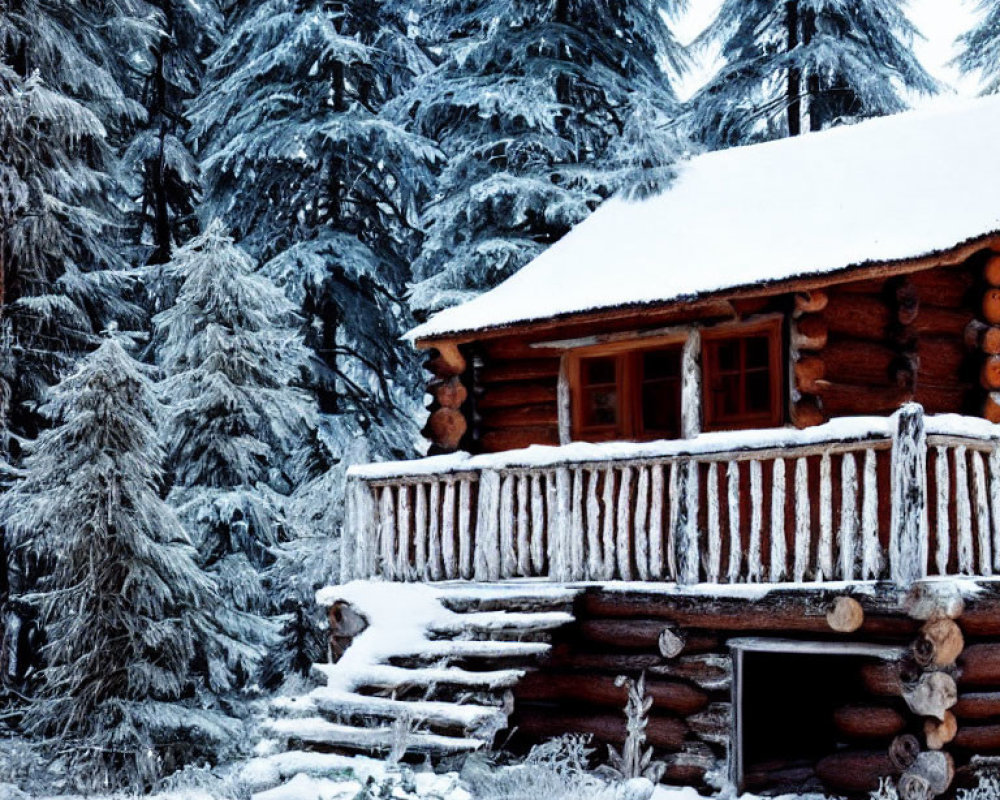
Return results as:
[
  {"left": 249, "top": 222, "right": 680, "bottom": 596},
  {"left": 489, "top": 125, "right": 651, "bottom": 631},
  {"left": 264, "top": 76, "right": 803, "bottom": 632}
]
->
[
  {"left": 571, "top": 342, "right": 684, "bottom": 442},
  {"left": 703, "top": 320, "right": 783, "bottom": 431}
]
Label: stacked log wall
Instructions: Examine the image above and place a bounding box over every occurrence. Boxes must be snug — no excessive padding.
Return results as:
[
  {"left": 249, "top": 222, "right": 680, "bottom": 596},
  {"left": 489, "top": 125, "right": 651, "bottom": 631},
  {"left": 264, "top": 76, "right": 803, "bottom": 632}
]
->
[
  {"left": 507, "top": 584, "right": 1000, "bottom": 798},
  {"left": 422, "top": 258, "right": 986, "bottom": 454}
]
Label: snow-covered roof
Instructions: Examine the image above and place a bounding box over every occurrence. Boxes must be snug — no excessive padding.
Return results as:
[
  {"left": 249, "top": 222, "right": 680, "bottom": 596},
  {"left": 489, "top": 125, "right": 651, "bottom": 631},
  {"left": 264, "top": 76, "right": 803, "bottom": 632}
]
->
[{"left": 409, "top": 96, "right": 1000, "bottom": 343}]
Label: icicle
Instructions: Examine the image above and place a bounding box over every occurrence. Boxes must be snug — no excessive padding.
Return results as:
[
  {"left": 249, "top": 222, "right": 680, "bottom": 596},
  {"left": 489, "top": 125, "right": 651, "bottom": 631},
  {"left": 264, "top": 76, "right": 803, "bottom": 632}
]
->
[
  {"left": 861, "top": 449, "right": 881, "bottom": 579},
  {"left": 414, "top": 483, "right": 428, "bottom": 580},
  {"left": 601, "top": 468, "right": 616, "bottom": 580},
  {"left": 634, "top": 466, "right": 650, "bottom": 581},
  {"left": 793, "top": 458, "right": 811, "bottom": 582},
  {"left": 474, "top": 470, "right": 502, "bottom": 580},
  {"left": 727, "top": 461, "right": 742, "bottom": 583},
  {"left": 440, "top": 481, "right": 455, "bottom": 580},
  {"left": 499, "top": 474, "right": 516, "bottom": 578},
  {"left": 955, "top": 446, "right": 974, "bottom": 574},
  {"left": 770, "top": 459, "right": 786, "bottom": 582},
  {"left": 617, "top": 467, "right": 634, "bottom": 580},
  {"left": 934, "top": 446, "right": 950, "bottom": 576},
  {"left": 991, "top": 451, "right": 1000, "bottom": 572},
  {"left": 748, "top": 460, "right": 763, "bottom": 582},
  {"left": 530, "top": 473, "right": 545, "bottom": 575},
  {"left": 396, "top": 485, "right": 412, "bottom": 579},
  {"left": 570, "top": 468, "right": 585, "bottom": 580},
  {"left": 838, "top": 453, "right": 858, "bottom": 581},
  {"left": 818, "top": 452, "right": 833, "bottom": 581},
  {"left": 379, "top": 486, "right": 396, "bottom": 580},
  {"left": 456, "top": 480, "right": 471, "bottom": 579},
  {"left": 516, "top": 475, "right": 530, "bottom": 576},
  {"left": 649, "top": 464, "right": 665, "bottom": 579},
  {"left": 667, "top": 462, "right": 680, "bottom": 580},
  {"left": 706, "top": 462, "right": 721, "bottom": 583},
  {"left": 586, "top": 469, "right": 602, "bottom": 579},
  {"left": 974, "top": 451, "right": 991, "bottom": 576},
  {"left": 428, "top": 481, "right": 443, "bottom": 580}
]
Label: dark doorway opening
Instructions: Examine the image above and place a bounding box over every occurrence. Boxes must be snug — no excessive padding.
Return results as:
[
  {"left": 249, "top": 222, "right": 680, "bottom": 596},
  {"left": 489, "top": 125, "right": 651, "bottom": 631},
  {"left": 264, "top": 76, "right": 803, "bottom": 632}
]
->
[{"left": 736, "top": 645, "right": 898, "bottom": 796}]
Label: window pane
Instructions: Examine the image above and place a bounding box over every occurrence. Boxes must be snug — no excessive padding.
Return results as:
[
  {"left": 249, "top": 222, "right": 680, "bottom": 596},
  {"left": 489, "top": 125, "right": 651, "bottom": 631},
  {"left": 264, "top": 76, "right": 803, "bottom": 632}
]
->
[
  {"left": 643, "top": 348, "right": 681, "bottom": 380},
  {"left": 642, "top": 381, "right": 680, "bottom": 435},
  {"left": 745, "top": 336, "right": 771, "bottom": 370},
  {"left": 745, "top": 370, "right": 772, "bottom": 413},
  {"left": 715, "top": 339, "right": 740, "bottom": 372},
  {"left": 583, "top": 387, "right": 618, "bottom": 427},
  {"left": 583, "top": 356, "right": 616, "bottom": 386}
]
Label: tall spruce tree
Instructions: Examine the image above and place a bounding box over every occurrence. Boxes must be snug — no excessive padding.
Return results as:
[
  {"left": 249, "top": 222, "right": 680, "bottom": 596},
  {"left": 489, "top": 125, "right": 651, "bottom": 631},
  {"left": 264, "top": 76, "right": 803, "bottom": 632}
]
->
[
  {"left": 690, "top": 0, "right": 936, "bottom": 148},
  {"left": 958, "top": 1, "right": 1000, "bottom": 93},
  {"left": 400, "top": 0, "right": 687, "bottom": 316},
  {"left": 124, "top": 0, "right": 222, "bottom": 266},
  {"left": 189, "top": 0, "right": 437, "bottom": 460},
  {"left": 152, "top": 222, "right": 315, "bottom": 681},
  {"left": 0, "top": 339, "right": 244, "bottom": 789}
]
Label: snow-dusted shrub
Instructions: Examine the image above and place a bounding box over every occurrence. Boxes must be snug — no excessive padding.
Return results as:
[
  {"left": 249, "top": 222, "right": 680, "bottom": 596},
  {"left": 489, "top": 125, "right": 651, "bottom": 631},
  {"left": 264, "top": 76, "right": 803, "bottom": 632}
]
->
[
  {"left": 956, "top": 773, "right": 1000, "bottom": 800},
  {"left": 462, "top": 736, "right": 611, "bottom": 800},
  {"left": 607, "top": 674, "right": 665, "bottom": 783}
]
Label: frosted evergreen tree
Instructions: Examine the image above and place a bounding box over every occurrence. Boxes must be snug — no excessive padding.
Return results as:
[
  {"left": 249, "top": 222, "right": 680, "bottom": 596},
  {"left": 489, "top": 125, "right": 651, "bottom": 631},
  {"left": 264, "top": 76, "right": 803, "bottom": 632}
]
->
[
  {"left": 152, "top": 222, "right": 316, "bottom": 680},
  {"left": 690, "top": 0, "right": 936, "bottom": 148},
  {"left": 0, "top": 339, "right": 244, "bottom": 789},
  {"left": 400, "top": 0, "right": 687, "bottom": 316},
  {"left": 124, "top": 0, "right": 222, "bottom": 265},
  {"left": 957, "top": 1, "right": 1000, "bottom": 93},
  {"left": 0, "top": 1, "right": 158, "bottom": 441},
  {"left": 189, "top": 0, "right": 437, "bottom": 460}
]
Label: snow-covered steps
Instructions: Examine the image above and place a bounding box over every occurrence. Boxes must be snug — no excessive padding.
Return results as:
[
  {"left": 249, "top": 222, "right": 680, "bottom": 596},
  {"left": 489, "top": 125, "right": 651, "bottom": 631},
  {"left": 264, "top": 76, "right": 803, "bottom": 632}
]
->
[
  {"left": 263, "top": 717, "right": 486, "bottom": 755},
  {"left": 261, "top": 581, "right": 579, "bottom": 763}
]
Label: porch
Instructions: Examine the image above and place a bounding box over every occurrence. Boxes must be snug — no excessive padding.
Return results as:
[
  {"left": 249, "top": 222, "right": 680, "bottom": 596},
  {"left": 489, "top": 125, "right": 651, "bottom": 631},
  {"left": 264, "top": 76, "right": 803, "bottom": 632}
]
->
[{"left": 342, "top": 404, "right": 1000, "bottom": 588}]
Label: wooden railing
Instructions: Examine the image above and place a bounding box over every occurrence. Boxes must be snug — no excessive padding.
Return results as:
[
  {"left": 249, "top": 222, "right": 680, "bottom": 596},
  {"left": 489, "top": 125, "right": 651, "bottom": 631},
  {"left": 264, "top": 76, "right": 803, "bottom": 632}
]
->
[{"left": 342, "top": 405, "right": 1000, "bottom": 587}]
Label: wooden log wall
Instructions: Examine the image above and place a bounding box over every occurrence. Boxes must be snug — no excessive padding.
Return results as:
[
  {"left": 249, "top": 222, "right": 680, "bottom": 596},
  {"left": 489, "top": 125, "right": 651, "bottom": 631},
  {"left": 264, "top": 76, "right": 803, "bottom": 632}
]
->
[
  {"left": 506, "top": 583, "right": 1000, "bottom": 797},
  {"left": 421, "top": 255, "right": 989, "bottom": 454},
  {"left": 796, "top": 264, "right": 979, "bottom": 424}
]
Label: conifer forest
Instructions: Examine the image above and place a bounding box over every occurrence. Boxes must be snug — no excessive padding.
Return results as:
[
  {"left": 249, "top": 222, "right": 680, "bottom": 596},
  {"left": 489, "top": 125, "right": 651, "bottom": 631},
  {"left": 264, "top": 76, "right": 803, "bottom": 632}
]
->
[{"left": 0, "top": 0, "right": 994, "bottom": 796}]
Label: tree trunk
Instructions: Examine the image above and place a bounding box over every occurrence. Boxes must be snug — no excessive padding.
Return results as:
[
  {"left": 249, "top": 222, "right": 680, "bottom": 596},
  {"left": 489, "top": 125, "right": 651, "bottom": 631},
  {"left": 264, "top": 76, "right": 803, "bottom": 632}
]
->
[{"left": 786, "top": 1, "right": 801, "bottom": 137}]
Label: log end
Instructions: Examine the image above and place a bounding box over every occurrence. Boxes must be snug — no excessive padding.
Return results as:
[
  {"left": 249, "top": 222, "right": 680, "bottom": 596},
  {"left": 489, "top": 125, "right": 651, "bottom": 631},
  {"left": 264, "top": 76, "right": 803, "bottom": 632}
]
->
[{"left": 827, "top": 596, "right": 865, "bottom": 633}]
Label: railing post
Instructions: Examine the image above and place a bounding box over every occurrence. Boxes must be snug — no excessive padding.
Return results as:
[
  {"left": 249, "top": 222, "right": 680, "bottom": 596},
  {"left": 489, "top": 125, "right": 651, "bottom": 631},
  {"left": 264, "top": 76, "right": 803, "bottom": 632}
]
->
[
  {"left": 341, "top": 477, "right": 357, "bottom": 584},
  {"left": 676, "top": 459, "right": 700, "bottom": 586},
  {"left": 474, "top": 469, "right": 501, "bottom": 581},
  {"left": 891, "top": 403, "right": 928, "bottom": 586}
]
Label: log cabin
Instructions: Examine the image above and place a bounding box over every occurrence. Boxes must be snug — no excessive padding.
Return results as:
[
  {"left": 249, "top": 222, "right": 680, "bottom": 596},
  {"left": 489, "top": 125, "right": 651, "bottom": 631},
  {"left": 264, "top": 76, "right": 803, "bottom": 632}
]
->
[{"left": 331, "top": 97, "right": 1000, "bottom": 797}]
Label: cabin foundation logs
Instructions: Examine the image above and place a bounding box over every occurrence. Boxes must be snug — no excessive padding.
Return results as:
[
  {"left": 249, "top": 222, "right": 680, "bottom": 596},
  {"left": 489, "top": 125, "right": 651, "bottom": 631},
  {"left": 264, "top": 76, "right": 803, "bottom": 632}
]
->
[{"left": 504, "top": 583, "right": 1000, "bottom": 797}]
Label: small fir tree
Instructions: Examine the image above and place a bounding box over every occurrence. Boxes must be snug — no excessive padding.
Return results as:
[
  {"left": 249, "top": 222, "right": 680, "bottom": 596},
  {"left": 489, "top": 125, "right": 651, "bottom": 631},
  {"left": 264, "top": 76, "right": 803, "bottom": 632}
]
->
[
  {"left": 152, "top": 222, "right": 316, "bottom": 681},
  {"left": 691, "top": 0, "right": 936, "bottom": 148},
  {"left": 0, "top": 339, "right": 244, "bottom": 789}
]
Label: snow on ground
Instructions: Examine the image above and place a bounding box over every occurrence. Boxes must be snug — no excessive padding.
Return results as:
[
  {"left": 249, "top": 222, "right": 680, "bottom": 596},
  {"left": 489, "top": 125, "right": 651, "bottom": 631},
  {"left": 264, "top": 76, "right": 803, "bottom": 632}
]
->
[{"left": 409, "top": 95, "right": 1000, "bottom": 341}]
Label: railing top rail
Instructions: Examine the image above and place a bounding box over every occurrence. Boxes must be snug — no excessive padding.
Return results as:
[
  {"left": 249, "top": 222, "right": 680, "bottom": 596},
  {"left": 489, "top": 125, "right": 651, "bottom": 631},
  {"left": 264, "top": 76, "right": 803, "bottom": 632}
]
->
[
  {"left": 925, "top": 413, "right": 1000, "bottom": 443},
  {"left": 348, "top": 415, "right": 909, "bottom": 482}
]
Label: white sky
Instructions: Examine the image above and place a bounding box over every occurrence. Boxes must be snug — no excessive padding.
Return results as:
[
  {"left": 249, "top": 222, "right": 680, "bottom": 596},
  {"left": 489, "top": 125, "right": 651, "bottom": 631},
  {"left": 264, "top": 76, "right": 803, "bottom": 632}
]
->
[{"left": 671, "top": 0, "right": 984, "bottom": 105}]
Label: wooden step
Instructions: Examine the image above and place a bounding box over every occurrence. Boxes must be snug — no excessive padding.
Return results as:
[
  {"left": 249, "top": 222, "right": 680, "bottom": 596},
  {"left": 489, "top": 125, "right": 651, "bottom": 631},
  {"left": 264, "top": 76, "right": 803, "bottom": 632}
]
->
[
  {"left": 310, "top": 661, "right": 525, "bottom": 691},
  {"left": 264, "top": 717, "right": 485, "bottom": 755},
  {"left": 428, "top": 610, "right": 574, "bottom": 637},
  {"left": 436, "top": 586, "right": 579, "bottom": 614},
  {"left": 310, "top": 687, "right": 505, "bottom": 735}
]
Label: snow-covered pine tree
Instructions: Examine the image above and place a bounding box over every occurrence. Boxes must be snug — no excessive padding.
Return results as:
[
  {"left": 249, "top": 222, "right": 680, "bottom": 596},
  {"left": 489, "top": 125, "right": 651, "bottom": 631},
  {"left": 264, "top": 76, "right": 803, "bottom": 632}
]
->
[
  {"left": 152, "top": 222, "right": 316, "bottom": 682},
  {"left": 957, "top": 1, "right": 1000, "bottom": 93},
  {"left": 400, "top": 0, "right": 687, "bottom": 316},
  {"left": 124, "top": 0, "right": 222, "bottom": 266},
  {"left": 0, "top": 1, "right": 157, "bottom": 442},
  {"left": 189, "top": 0, "right": 437, "bottom": 460},
  {"left": 0, "top": 339, "right": 244, "bottom": 789},
  {"left": 690, "top": 0, "right": 936, "bottom": 148}
]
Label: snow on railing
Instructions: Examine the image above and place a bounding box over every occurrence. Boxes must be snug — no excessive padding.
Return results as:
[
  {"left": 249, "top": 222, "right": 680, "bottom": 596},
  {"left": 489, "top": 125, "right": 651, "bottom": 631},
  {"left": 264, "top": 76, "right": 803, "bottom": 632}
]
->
[{"left": 342, "top": 406, "right": 1000, "bottom": 588}]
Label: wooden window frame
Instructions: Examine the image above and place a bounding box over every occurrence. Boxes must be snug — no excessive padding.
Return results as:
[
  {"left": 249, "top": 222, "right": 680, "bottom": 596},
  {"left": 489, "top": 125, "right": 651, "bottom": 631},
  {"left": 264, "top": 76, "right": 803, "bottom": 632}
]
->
[
  {"left": 567, "top": 334, "right": 687, "bottom": 442},
  {"left": 701, "top": 318, "right": 784, "bottom": 432}
]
